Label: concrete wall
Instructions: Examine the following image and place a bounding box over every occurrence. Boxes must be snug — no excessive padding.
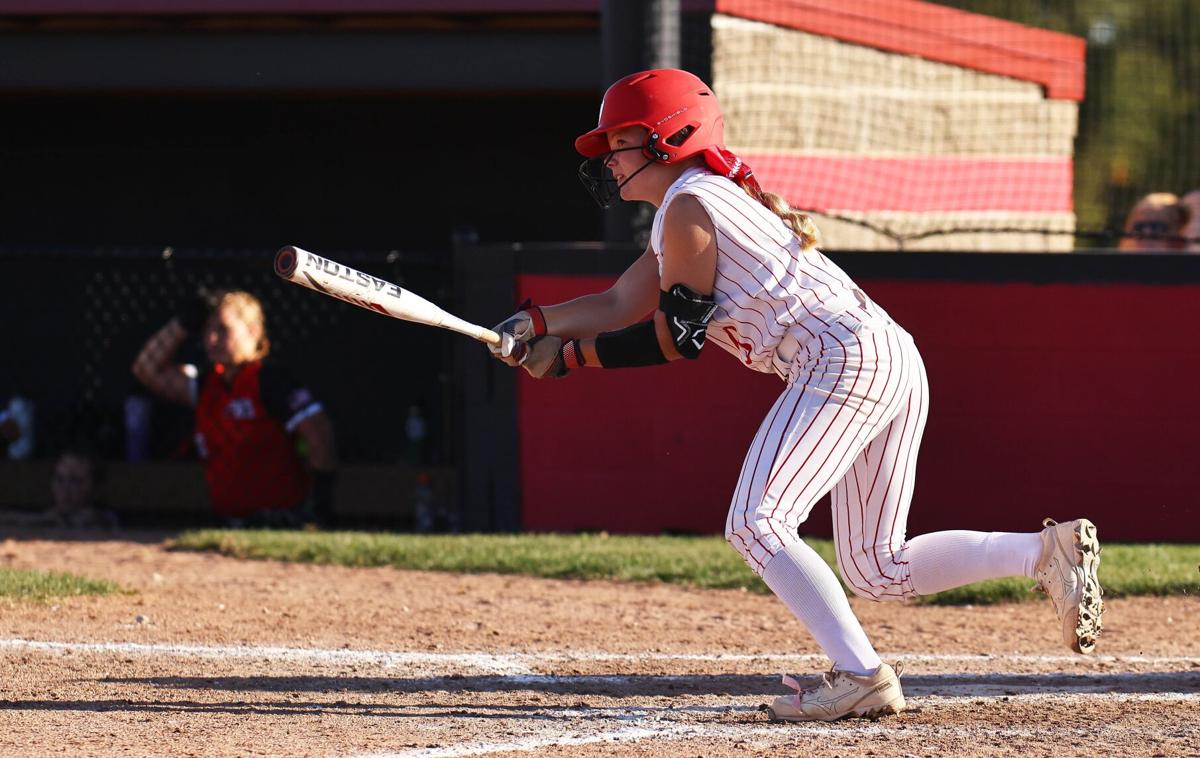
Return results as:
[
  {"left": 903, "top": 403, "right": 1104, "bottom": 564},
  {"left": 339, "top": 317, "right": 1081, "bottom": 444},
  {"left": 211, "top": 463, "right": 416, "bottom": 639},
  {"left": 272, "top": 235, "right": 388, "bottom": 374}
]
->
[{"left": 712, "top": 14, "right": 1080, "bottom": 252}]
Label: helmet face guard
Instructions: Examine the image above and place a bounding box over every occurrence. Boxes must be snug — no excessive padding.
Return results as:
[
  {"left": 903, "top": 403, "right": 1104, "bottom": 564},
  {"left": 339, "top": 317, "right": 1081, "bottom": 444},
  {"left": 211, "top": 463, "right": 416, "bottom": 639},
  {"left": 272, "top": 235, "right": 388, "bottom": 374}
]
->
[
  {"left": 577, "top": 146, "right": 654, "bottom": 209},
  {"left": 577, "top": 155, "right": 620, "bottom": 209}
]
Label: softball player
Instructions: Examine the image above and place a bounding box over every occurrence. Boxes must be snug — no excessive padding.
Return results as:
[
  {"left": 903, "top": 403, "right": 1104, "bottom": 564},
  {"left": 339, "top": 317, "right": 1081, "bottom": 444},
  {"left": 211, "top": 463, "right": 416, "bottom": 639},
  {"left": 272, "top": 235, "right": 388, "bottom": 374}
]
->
[{"left": 490, "top": 69, "right": 1103, "bottom": 721}]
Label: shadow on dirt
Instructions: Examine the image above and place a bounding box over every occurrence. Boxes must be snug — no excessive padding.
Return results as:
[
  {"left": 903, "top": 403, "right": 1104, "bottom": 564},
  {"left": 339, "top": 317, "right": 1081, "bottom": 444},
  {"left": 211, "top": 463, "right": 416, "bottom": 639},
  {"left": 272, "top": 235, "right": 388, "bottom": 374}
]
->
[{"left": 55, "top": 670, "right": 1200, "bottom": 699}]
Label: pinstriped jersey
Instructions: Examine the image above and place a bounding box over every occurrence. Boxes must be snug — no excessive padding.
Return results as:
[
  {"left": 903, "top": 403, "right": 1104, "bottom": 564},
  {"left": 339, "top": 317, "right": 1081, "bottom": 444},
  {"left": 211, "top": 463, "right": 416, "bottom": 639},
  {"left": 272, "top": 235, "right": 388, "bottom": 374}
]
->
[{"left": 650, "top": 167, "right": 886, "bottom": 380}]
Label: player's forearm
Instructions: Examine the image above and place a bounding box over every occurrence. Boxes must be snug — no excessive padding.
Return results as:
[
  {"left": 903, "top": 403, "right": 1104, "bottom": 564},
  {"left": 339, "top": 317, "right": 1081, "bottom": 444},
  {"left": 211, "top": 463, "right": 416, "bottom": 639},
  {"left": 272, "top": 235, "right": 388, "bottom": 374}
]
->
[
  {"left": 541, "top": 289, "right": 646, "bottom": 339},
  {"left": 131, "top": 320, "right": 187, "bottom": 384}
]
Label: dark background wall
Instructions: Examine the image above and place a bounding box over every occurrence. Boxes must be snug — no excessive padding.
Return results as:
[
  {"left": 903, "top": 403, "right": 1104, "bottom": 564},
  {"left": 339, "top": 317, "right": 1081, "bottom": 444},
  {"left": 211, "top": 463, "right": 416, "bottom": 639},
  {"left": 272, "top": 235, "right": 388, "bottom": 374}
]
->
[
  {"left": 0, "top": 94, "right": 602, "bottom": 250},
  {"left": 0, "top": 248, "right": 454, "bottom": 465}
]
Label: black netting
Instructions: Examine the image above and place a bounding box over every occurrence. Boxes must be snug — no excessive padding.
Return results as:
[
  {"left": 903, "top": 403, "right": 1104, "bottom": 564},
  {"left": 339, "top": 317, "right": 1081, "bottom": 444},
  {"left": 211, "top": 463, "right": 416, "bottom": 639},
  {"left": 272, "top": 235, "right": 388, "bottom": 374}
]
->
[{"left": 0, "top": 246, "right": 454, "bottom": 529}]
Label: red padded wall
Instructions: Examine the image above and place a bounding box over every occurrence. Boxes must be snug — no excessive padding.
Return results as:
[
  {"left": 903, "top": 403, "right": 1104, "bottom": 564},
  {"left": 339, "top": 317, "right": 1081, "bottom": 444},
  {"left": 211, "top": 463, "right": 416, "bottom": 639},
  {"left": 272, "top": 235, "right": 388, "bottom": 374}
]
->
[{"left": 516, "top": 274, "right": 1200, "bottom": 542}]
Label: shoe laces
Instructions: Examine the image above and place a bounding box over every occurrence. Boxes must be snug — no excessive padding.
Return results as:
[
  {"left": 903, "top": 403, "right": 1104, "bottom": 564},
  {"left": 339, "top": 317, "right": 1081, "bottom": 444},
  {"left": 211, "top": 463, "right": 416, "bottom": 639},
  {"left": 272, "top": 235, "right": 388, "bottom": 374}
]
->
[
  {"left": 781, "top": 663, "right": 905, "bottom": 699},
  {"left": 780, "top": 668, "right": 852, "bottom": 700}
]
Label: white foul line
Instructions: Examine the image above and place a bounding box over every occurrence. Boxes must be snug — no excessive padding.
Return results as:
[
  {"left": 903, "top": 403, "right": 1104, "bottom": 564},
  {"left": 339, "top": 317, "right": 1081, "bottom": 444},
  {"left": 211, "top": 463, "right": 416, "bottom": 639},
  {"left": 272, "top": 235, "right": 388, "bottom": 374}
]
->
[
  {"left": 0, "top": 638, "right": 532, "bottom": 675},
  {"left": 348, "top": 725, "right": 674, "bottom": 758},
  {"left": 1, "top": 638, "right": 1195, "bottom": 670},
  {"left": 342, "top": 712, "right": 1200, "bottom": 758}
]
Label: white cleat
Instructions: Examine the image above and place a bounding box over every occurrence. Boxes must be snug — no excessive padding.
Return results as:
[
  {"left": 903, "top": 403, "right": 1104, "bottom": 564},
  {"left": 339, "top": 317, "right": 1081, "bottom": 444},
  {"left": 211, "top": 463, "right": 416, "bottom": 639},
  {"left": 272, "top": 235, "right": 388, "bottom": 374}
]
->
[
  {"left": 1034, "top": 518, "right": 1104, "bottom": 654},
  {"left": 765, "top": 663, "right": 906, "bottom": 722}
]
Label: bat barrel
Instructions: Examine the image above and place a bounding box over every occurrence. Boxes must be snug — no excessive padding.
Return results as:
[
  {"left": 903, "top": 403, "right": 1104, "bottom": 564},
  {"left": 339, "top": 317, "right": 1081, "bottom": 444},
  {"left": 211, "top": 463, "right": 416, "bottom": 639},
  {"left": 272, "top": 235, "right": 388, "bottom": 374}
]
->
[
  {"left": 274, "top": 246, "right": 299, "bottom": 279},
  {"left": 274, "top": 244, "right": 501, "bottom": 345}
]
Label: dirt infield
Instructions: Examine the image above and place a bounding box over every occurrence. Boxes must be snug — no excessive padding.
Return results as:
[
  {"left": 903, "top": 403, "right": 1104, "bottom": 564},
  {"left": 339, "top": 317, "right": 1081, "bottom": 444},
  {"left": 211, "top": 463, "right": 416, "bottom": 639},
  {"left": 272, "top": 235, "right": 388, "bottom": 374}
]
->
[{"left": 1, "top": 533, "right": 1197, "bottom": 757}]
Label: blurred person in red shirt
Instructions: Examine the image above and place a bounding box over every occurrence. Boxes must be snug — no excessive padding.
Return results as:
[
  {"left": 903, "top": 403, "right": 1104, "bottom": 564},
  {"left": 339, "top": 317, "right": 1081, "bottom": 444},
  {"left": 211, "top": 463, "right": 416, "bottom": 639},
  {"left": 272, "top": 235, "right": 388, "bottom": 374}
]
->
[{"left": 133, "top": 290, "right": 337, "bottom": 527}]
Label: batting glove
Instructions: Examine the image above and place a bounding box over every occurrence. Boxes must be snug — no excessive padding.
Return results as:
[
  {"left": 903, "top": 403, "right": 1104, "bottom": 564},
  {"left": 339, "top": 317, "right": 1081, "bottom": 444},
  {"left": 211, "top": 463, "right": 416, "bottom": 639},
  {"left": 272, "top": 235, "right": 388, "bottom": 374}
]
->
[
  {"left": 489, "top": 300, "right": 548, "bottom": 367},
  {"left": 521, "top": 336, "right": 570, "bottom": 379}
]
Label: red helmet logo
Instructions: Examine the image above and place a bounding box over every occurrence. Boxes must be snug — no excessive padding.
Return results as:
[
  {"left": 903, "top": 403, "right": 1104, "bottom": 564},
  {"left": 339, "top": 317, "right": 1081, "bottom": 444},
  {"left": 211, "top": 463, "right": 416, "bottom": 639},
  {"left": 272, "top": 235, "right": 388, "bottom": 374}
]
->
[{"left": 575, "top": 69, "right": 724, "bottom": 165}]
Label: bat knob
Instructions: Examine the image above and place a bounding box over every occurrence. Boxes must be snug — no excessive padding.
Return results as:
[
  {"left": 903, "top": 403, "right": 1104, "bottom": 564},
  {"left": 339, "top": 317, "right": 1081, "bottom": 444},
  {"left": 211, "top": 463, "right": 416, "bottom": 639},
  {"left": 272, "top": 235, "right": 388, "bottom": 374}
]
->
[
  {"left": 274, "top": 246, "right": 299, "bottom": 278},
  {"left": 512, "top": 340, "right": 530, "bottom": 366}
]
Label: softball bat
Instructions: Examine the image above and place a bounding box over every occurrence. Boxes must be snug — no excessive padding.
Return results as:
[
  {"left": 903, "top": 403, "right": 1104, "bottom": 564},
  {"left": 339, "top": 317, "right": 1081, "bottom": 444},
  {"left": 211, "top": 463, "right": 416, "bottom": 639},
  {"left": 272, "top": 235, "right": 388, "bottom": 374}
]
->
[{"left": 274, "top": 245, "right": 501, "bottom": 346}]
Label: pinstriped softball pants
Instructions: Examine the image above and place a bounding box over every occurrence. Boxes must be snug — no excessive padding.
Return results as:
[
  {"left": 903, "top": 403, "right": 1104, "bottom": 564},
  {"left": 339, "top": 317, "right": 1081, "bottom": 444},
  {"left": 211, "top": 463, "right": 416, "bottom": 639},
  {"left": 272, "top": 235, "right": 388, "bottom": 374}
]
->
[{"left": 725, "top": 315, "right": 927, "bottom": 601}]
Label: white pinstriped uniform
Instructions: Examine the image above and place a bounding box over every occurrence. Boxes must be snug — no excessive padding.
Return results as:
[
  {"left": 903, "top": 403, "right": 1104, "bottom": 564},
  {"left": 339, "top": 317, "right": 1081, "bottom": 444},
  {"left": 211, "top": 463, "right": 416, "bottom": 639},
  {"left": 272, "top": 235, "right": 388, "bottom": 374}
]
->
[{"left": 651, "top": 167, "right": 930, "bottom": 599}]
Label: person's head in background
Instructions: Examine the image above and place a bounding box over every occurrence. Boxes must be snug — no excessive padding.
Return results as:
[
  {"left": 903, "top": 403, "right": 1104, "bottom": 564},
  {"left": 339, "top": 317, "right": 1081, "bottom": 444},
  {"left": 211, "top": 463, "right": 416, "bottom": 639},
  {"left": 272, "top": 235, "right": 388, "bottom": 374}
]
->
[
  {"left": 50, "top": 447, "right": 101, "bottom": 515},
  {"left": 1180, "top": 190, "right": 1200, "bottom": 252},
  {"left": 203, "top": 290, "right": 270, "bottom": 374},
  {"left": 1120, "top": 192, "right": 1190, "bottom": 251}
]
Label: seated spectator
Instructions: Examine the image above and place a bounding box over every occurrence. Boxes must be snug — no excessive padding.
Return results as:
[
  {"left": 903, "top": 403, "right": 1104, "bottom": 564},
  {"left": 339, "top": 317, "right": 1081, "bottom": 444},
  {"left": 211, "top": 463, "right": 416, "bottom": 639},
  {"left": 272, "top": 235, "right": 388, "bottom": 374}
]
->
[
  {"left": 1180, "top": 190, "right": 1200, "bottom": 252},
  {"left": 132, "top": 289, "right": 338, "bottom": 528},
  {"left": 0, "top": 447, "right": 118, "bottom": 530},
  {"left": 48, "top": 447, "right": 119, "bottom": 529},
  {"left": 1120, "top": 192, "right": 1190, "bottom": 251}
]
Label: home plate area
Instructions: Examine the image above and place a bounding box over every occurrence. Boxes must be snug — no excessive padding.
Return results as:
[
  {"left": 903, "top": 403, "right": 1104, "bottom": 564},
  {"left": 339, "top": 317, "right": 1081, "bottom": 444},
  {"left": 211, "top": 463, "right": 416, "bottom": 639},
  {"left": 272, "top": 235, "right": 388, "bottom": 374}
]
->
[{"left": 2, "top": 639, "right": 1197, "bottom": 757}]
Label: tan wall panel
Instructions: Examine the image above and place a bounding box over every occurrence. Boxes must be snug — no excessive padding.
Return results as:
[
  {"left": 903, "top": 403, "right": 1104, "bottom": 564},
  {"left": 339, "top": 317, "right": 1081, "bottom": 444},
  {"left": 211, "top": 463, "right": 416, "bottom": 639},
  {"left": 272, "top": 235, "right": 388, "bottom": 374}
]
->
[
  {"left": 721, "top": 88, "right": 1078, "bottom": 156},
  {"left": 712, "top": 13, "right": 1078, "bottom": 247},
  {"left": 810, "top": 211, "right": 1077, "bottom": 252},
  {"left": 713, "top": 14, "right": 1045, "bottom": 96}
]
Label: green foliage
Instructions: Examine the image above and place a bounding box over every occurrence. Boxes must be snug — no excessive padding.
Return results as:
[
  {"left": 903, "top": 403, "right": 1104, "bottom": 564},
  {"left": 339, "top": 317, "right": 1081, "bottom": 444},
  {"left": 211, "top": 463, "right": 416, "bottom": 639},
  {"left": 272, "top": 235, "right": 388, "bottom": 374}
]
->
[
  {"left": 0, "top": 568, "right": 121, "bottom": 601},
  {"left": 171, "top": 530, "right": 1200, "bottom": 606}
]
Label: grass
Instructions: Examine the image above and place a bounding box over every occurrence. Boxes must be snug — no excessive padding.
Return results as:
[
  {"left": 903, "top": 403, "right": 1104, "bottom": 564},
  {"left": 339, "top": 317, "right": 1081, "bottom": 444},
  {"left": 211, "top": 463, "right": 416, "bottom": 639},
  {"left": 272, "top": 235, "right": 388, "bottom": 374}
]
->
[
  {"left": 0, "top": 567, "right": 121, "bottom": 601},
  {"left": 170, "top": 530, "right": 1200, "bottom": 606}
]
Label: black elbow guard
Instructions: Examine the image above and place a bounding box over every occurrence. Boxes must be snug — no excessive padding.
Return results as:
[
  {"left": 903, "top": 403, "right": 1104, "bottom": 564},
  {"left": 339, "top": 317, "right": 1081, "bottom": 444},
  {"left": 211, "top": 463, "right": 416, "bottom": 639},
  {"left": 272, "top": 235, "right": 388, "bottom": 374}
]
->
[
  {"left": 595, "top": 321, "right": 668, "bottom": 368},
  {"left": 660, "top": 284, "right": 717, "bottom": 359}
]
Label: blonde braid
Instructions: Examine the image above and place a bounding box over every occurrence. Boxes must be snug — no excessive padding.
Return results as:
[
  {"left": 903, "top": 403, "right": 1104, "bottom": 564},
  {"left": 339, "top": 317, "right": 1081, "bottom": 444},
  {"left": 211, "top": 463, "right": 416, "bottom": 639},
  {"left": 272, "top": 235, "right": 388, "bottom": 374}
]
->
[{"left": 756, "top": 190, "right": 821, "bottom": 250}]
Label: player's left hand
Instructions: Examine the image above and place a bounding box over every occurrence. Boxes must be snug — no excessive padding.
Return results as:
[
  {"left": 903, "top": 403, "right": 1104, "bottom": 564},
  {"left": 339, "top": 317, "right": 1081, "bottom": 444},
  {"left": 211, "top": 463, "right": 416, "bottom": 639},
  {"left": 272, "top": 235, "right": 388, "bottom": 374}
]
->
[{"left": 521, "top": 336, "right": 568, "bottom": 379}]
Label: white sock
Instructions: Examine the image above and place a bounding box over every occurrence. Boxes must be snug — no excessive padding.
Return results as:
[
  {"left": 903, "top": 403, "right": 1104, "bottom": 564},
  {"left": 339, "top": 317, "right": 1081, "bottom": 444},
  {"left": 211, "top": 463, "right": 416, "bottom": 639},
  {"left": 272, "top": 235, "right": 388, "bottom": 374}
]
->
[
  {"left": 904, "top": 530, "right": 1041, "bottom": 596},
  {"left": 762, "top": 540, "right": 882, "bottom": 676}
]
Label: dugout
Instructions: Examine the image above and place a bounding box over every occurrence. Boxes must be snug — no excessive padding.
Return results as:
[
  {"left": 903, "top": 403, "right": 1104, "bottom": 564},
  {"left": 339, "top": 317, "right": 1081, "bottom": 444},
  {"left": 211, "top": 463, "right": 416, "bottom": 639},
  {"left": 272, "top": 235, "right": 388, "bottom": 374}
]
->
[{"left": 0, "top": 246, "right": 460, "bottom": 527}]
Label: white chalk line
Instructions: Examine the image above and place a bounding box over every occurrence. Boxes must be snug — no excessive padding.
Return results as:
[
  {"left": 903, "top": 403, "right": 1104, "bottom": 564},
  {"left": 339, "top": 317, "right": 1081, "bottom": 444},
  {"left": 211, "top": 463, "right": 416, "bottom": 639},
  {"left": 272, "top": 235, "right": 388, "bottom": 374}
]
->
[
  {"left": 345, "top": 724, "right": 696, "bottom": 758},
  {"left": 343, "top": 712, "right": 1200, "bottom": 758},
  {"left": 2, "top": 638, "right": 1195, "bottom": 672},
  {"left": 0, "top": 638, "right": 531, "bottom": 675},
  {"left": 7, "top": 636, "right": 1196, "bottom": 700}
]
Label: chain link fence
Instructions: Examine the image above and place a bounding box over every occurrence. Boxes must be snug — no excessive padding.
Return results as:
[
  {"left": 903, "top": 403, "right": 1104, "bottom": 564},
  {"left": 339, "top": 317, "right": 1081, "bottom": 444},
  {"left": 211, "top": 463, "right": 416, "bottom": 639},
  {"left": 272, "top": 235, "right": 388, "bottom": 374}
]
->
[{"left": 0, "top": 246, "right": 455, "bottom": 527}]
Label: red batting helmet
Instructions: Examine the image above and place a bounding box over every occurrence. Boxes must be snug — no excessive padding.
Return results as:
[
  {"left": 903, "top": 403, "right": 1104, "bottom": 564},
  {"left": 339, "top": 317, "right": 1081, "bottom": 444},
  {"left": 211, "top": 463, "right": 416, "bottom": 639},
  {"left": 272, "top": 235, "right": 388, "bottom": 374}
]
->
[{"left": 575, "top": 68, "right": 725, "bottom": 164}]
